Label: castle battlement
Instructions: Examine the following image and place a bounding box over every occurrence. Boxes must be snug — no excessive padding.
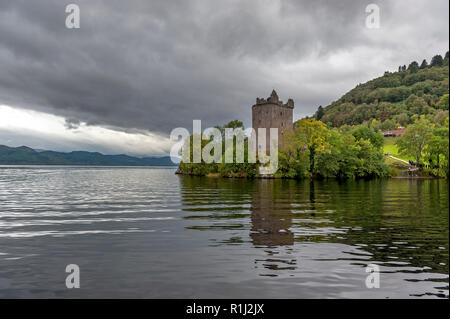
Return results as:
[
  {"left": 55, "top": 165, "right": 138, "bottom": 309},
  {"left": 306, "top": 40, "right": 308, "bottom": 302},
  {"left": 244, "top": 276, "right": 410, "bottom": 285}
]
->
[{"left": 254, "top": 90, "right": 294, "bottom": 109}]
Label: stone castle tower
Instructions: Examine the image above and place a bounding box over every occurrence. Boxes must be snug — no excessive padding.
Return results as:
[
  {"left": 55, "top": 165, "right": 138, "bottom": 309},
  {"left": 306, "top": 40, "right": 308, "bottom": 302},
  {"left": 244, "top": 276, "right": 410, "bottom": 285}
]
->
[{"left": 252, "top": 90, "right": 294, "bottom": 153}]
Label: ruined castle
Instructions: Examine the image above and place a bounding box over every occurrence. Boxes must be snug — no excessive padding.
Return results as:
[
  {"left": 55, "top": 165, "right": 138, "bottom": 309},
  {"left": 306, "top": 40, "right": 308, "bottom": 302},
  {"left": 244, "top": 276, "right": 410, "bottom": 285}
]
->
[{"left": 252, "top": 90, "right": 294, "bottom": 153}]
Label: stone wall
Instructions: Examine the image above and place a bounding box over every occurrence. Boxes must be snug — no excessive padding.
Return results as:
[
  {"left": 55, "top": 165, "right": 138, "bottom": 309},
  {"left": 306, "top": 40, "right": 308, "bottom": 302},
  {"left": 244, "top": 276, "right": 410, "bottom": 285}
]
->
[{"left": 251, "top": 90, "right": 294, "bottom": 155}]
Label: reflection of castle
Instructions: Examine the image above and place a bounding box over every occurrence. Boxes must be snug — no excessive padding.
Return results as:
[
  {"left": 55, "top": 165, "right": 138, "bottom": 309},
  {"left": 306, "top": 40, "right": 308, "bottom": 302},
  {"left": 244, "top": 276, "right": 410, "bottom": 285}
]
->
[
  {"left": 177, "top": 176, "right": 300, "bottom": 275},
  {"left": 250, "top": 180, "right": 294, "bottom": 247},
  {"left": 250, "top": 179, "right": 297, "bottom": 273},
  {"left": 251, "top": 90, "right": 294, "bottom": 153}
]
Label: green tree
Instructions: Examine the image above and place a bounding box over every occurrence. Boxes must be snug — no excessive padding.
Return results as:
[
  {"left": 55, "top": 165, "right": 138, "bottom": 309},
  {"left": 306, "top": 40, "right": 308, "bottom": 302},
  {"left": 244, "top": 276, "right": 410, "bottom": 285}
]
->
[
  {"left": 276, "top": 129, "right": 309, "bottom": 178},
  {"left": 408, "top": 61, "right": 419, "bottom": 73},
  {"left": 314, "top": 131, "right": 344, "bottom": 178},
  {"left": 430, "top": 54, "right": 444, "bottom": 67},
  {"left": 434, "top": 110, "right": 449, "bottom": 125},
  {"left": 437, "top": 94, "right": 449, "bottom": 110},
  {"left": 215, "top": 120, "right": 244, "bottom": 139},
  {"left": 218, "top": 140, "right": 256, "bottom": 177},
  {"left": 396, "top": 113, "right": 409, "bottom": 126},
  {"left": 224, "top": 120, "right": 244, "bottom": 129},
  {"left": 315, "top": 105, "right": 325, "bottom": 120},
  {"left": 178, "top": 134, "right": 219, "bottom": 176},
  {"left": 315, "top": 132, "right": 387, "bottom": 179},
  {"left": 406, "top": 94, "right": 428, "bottom": 114},
  {"left": 350, "top": 125, "right": 384, "bottom": 150},
  {"left": 379, "top": 119, "right": 396, "bottom": 131},
  {"left": 419, "top": 59, "right": 428, "bottom": 69},
  {"left": 294, "top": 118, "right": 331, "bottom": 173},
  {"left": 426, "top": 125, "right": 449, "bottom": 170},
  {"left": 213, "top": 120, "right": 245, "bottom": 156},
  {"left": 396, "top": 116, "right": 434, "bottom": 164}
]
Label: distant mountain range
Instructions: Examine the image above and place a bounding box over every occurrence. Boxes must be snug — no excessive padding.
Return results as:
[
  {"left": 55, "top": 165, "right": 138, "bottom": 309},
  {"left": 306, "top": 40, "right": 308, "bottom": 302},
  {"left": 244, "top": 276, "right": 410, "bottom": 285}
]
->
[{"left": 0, "top": 145, "right": 177, "bottom": 166}]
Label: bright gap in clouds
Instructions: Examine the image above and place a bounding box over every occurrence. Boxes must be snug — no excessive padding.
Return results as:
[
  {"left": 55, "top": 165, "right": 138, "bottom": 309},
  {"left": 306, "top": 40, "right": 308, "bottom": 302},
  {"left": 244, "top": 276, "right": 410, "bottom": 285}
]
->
[{"left": 0, "top": 105, "right": 174, "bottom": 157}]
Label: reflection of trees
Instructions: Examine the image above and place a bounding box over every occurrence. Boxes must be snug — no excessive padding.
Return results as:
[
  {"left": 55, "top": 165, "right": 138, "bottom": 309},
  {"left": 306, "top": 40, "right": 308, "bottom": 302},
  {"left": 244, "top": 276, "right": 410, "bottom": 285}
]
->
[
  {"left": 178, "top": 176, "right": 254, "bottom": 233},
  {"left": 312, "top": 179, "right": 449, "bottom": 277}
]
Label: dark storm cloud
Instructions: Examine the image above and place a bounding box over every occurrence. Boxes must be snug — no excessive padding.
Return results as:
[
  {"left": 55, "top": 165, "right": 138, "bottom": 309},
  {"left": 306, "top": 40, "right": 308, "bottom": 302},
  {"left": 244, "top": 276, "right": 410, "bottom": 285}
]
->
[
  {"left": 0, "top": 0, "right": 448, "bottom": 134},
  {"left": 64, "top": 118, "right": 81, "bottom": 130}
]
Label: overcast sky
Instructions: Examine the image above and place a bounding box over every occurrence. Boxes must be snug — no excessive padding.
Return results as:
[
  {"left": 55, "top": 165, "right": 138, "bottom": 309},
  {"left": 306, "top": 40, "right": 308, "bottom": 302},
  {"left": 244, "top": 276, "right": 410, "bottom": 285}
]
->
[{"left": 0, "top": 0, "right": 448, "bottom": 156}]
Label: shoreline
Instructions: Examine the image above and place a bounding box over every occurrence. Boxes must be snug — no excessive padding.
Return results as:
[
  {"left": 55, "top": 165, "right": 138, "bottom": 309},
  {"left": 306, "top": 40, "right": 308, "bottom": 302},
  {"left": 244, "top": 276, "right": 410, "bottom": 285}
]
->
[{"left": 175, "top": 171, "right": 445, "bottom": 180}]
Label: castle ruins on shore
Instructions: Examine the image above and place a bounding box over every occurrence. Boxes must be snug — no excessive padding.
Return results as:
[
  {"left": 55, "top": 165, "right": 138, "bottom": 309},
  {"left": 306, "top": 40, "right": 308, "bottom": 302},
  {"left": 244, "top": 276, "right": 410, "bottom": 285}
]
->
[{"left": 251, "top": 90, "right": 294, "bottom": 153}]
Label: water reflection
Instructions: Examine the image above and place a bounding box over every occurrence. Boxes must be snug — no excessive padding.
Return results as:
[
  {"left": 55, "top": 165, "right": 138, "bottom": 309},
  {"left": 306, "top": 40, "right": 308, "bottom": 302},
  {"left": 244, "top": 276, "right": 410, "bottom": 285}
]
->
[
  {"left": 250, "top": 180, "right": 294, "bottom": 247},
  {"left": 180, "top": 176, "right": 449, "bottom": 297},
  {"left": 250, "top": 180, "right": 296, "bottom": 274},
  {"left": 0, "top": 167, "right": 447, "bottom": 298}
]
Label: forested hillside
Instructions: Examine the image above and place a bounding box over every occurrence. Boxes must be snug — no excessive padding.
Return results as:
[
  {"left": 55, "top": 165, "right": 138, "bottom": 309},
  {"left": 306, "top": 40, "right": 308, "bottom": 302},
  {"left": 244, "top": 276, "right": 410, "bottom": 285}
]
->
[
  {"left": 315, "top": 52, "right": 449, "bottom": 130},
  {"left": 0, "top": 145, "right": 177, "bottom": 166}
]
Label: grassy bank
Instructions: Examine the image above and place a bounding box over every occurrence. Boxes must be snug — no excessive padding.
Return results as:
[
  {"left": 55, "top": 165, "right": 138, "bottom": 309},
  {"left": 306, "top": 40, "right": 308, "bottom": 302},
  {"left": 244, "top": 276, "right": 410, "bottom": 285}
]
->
[{"left": 383, "top": 137, "right": 410, "bottom": 161}]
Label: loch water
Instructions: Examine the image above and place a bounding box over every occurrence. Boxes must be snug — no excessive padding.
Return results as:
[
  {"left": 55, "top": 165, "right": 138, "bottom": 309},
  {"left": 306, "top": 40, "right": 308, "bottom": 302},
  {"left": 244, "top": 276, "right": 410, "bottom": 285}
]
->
[{"left": 0, "top": 166, "right": 448, "bottom": 298}]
